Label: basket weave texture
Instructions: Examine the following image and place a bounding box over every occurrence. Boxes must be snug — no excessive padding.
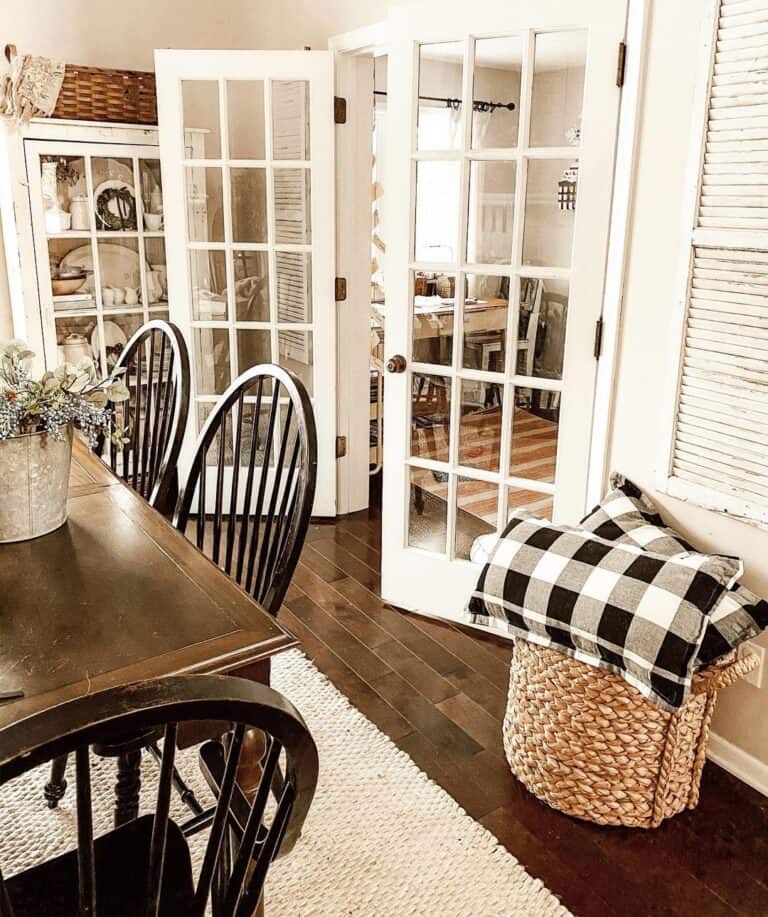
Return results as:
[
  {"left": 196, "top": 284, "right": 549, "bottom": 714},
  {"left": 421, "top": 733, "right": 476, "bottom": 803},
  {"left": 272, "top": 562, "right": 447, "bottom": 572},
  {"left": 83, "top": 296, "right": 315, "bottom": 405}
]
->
[
  {"left": 503, "top": 640, "right": 757, "bottom": 828},
  {"left": 52, "top": 65, "right": 157, "bottom": 124}
]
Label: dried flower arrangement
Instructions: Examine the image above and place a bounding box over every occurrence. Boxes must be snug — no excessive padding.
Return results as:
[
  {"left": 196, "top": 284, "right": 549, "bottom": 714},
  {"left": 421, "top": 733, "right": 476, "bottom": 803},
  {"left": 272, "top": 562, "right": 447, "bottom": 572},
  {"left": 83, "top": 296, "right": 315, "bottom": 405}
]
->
[
  {"left": 40, "top": 155, "right": 81, "bottom": 187},
  {"left": 0, "top": 341, "right": 129, "bottom": 445}
]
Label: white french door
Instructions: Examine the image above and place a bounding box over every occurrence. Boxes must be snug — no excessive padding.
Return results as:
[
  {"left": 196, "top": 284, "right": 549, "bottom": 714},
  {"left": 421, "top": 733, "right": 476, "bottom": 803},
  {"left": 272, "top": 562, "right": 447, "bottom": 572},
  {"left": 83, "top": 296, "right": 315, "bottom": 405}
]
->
[
  {"left": 155, "top": 50, "right": 336, "bottom": 515},
  {"left": 381, "top": 0, "right": 628, "bottom": 619}
]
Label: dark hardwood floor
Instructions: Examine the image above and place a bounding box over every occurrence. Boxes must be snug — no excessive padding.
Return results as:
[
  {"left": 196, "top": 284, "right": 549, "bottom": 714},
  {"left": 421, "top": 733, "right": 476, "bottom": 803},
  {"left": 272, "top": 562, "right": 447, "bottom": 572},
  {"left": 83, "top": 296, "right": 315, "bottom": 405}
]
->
[{"left": 280, "top": 500, "right": 768, "bottom": 917}]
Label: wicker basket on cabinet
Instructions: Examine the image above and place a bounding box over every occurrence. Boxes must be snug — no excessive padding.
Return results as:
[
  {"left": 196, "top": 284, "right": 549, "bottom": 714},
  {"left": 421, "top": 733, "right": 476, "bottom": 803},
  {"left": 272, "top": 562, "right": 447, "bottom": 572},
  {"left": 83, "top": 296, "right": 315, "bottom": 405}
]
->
[
  {"left": 52, "top": 65, "right": 157, "bottom": 124},
  {"left": 503, "top": 640, "right": 758, "bottom": 828}
]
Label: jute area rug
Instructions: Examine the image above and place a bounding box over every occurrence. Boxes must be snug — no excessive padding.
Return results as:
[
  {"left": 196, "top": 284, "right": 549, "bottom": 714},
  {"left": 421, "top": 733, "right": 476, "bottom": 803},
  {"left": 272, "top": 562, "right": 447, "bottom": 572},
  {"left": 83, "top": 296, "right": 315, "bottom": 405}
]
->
[{"left": 0, "top": 651, "right": 570, "bottom": 916}]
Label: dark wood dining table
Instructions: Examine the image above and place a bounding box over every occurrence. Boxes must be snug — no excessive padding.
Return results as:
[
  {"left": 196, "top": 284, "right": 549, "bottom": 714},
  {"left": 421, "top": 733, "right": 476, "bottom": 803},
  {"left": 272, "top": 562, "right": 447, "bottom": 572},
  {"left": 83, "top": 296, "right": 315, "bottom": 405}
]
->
[{"left": 0, "top": 435, "right": 298, "bottom": 821}]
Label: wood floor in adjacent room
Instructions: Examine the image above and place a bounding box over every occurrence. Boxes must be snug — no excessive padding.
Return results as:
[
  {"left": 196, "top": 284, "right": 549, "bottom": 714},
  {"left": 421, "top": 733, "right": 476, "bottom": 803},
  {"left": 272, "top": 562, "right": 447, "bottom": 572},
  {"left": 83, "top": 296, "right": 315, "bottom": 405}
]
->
[{"left": 279, "top": 503, "right": 768, "bottom": 917}]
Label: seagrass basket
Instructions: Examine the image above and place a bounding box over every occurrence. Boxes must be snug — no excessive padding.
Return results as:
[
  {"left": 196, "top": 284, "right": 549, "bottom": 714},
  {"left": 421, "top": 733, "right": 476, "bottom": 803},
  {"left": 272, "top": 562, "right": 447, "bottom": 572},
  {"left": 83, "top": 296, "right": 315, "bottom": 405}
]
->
[
  {"left": 503, "top": 640, "right": 758, "bottom": 828},
  {"left": 52, "top": 65, "right": 157, "bottom": 124}
]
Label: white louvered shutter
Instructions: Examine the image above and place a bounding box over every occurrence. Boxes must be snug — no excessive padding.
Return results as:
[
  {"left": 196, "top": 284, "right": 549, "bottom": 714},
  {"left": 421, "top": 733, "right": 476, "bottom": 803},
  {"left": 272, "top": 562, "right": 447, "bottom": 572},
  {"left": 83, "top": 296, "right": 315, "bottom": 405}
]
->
[
  {"left": 273, "top": 81, "right": 312, "bottom": 365},
  {"left": 668, "top": 0, "right": 768, "bottom": 523}
]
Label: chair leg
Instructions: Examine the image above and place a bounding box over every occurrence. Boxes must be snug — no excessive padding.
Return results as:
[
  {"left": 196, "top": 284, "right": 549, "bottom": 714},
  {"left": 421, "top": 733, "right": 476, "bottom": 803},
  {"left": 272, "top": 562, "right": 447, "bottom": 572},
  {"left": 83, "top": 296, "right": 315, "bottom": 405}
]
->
[
  {"left": 147, "top": 740, "right": 204, "bottom": 816},
  {"left": 44, "top": 754, "right": 68, "bottom": 808},
  {"left": 114, "top": 748, "right": 142, "bottom": 827}
]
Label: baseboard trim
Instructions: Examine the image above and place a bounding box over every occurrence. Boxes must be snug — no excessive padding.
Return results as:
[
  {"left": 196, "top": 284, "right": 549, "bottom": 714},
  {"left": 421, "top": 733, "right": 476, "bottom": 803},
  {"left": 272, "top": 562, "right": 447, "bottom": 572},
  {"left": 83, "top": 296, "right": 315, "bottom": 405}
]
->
[{"left": 707, "top": 732, "right": 768, "bottom": 798}]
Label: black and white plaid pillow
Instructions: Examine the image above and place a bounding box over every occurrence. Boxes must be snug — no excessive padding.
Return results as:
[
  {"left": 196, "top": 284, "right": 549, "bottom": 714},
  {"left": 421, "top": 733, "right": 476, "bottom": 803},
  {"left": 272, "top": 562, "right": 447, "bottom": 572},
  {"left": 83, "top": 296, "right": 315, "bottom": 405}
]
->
[
  {"left": 467, "top": 516, "right": 742, "bottom": 711},
  {"left": 581, "top": 474, "right": 768, "bottom": 665}
]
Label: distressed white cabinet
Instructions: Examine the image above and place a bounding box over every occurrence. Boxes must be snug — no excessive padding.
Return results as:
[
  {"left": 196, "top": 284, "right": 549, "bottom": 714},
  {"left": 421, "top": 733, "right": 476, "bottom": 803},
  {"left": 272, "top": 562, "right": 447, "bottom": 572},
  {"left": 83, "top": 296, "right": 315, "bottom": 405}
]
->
[{"left": 0, "top": 119, "right": 173, "bottom": 373}]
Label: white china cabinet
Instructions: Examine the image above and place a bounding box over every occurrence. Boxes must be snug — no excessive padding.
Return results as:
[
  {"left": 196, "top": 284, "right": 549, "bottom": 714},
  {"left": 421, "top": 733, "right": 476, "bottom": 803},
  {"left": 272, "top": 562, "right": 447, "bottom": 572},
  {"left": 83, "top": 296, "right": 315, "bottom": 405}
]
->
[{"left": 0, "top": 119, "right": 202, "bottom": 374}]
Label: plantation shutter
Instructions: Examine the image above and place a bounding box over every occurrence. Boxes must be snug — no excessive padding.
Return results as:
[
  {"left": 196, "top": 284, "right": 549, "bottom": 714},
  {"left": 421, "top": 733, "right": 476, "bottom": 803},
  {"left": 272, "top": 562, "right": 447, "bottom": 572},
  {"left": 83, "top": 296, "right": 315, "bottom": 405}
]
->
[
  {"left": 668, "top": 0, "right": 768, "bottom": 523},
  {"left": 273, "top": 81, "right": 312, "bottom": 364}
]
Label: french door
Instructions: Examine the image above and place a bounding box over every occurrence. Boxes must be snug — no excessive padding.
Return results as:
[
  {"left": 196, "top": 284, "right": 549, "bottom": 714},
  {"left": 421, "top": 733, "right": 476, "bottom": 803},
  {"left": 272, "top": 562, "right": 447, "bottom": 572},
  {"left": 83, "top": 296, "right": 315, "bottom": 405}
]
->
[
  {"left": 155, "top": 50, "right": 336, "bottom": 515},
  {"left": 381, "top": 0, "right": 629, "bottom": 619}
]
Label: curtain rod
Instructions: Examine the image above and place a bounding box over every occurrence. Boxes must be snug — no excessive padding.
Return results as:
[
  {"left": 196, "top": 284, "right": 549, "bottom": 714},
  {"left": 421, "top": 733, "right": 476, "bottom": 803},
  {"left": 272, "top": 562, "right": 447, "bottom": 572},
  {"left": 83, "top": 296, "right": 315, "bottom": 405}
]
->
[{"left": 373, "top": 89, "right": 515, "bottom": 113}]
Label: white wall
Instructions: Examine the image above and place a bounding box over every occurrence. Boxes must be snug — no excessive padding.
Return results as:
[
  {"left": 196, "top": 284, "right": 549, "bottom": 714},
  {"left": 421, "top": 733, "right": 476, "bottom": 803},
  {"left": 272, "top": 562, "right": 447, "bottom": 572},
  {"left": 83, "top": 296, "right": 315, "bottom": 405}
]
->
[
  {"left": 3, "top": 0, "right": 384, "bottom": 70},
  {"left": 610, "top": 0, "right": 768, "bottom": 767}
]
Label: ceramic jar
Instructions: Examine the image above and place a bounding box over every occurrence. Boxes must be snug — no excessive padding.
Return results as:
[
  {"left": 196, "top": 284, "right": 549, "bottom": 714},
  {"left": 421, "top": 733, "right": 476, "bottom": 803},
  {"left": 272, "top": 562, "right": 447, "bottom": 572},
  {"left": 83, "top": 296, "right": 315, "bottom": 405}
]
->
[{"left": 70, "top": 196, "right": 90, "bottom": 231}]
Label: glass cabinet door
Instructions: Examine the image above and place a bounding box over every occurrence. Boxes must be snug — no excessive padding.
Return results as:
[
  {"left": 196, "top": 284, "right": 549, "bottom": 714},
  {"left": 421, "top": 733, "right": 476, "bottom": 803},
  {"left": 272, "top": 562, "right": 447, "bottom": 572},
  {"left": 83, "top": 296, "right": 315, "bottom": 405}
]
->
[{"left": 26, "top": 140, "right": 169, "bottom": 375}]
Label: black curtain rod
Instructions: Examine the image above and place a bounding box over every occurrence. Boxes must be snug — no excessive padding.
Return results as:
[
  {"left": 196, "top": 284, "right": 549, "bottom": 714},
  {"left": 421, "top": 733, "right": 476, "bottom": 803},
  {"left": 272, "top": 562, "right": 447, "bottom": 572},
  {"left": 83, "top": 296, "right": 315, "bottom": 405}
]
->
[{"left": 373, "top": 89, "right": 515, "bottom": 113}]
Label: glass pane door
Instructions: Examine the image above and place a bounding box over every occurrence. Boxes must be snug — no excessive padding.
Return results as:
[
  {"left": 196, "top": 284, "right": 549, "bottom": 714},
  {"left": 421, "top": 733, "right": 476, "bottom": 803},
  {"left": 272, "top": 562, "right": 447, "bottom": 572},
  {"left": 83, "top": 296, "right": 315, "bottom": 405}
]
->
[
  {"left": 408, "top": 32, "right": 584, "bottom": 560},
  {"left": 156, "top": 50, "right": 336, "bottom": 515},
  {"left": 26, "top": 142, "right": 169, "bottom": 375},
  {"left": 381, "top": 0, "right": 627, "bottom": 620}
]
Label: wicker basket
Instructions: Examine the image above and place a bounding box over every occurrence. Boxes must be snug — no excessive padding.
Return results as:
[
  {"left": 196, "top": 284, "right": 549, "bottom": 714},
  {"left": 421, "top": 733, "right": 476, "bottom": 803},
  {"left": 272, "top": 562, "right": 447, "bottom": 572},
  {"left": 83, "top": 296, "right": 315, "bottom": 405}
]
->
[
  {"left": 52, "top": 65, "right": 157, "bottom": 125},
  {"left": 503, "top": 640, "right": 758, "bottom": 828}
]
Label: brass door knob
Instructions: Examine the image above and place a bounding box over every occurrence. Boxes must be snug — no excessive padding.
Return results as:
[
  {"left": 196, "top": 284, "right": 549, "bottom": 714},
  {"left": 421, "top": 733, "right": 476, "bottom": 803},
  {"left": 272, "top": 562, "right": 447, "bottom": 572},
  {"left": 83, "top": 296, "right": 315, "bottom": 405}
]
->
[{"left": 386, "top": 354, "right": 407, "bottom": 374}]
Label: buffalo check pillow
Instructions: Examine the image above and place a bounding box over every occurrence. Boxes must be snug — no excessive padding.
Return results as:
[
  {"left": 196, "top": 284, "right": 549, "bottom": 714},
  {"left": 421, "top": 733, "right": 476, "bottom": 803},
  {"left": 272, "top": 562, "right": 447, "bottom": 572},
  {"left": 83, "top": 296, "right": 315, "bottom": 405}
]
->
[
  {"left": 581, "top": 474, "right": 768, "bottom": 665},
  {"left": 466, "top": 516, "right": 742, "bottom": 711}
]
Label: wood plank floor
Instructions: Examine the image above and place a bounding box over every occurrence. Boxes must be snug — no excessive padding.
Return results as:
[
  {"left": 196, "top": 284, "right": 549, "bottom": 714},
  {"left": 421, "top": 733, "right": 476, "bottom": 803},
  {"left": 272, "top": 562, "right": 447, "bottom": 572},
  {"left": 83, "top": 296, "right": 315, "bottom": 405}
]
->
[{"left": 279, "top": 502, "right": 768, "bottom": 917}]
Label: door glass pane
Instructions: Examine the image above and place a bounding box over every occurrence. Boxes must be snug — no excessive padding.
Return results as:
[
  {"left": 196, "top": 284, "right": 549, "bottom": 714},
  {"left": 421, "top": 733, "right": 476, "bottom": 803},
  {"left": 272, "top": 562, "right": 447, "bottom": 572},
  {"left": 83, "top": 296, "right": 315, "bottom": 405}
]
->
[
  {"left": 198, "top": 404, "right": 233, "bottom": 466},
  {"left": 414, "top": 160, "right": 461, "bottom": 262},
  {"left": 55, "top": 315, "right": 98, "bottom": 369},
  {"left": 412, "top": 272, "right": 455, "bottom": 366},
  {"left": 240, "top": 401, "right": 275, "bottom": 467},
  {"left": 92, "top": 157, "right": 137, "bottom": 231},
  {"left": 145, "top": 238, "right": 167, "bottom": 308},
  {"left": 455, "top": 476, "right": 497, "bottom": 560},
  {"left": 231, "top": 168, "right": 267, "bottom": 243},
  {"left": 40, "top": 155, "right": 87, "bottom": 232},
  {"left": 510, "top": 387, "right": 560, "bottom": 483},
  {"left": 97, "top": 239, "right": 141, "bottom": 308},
  {"left": 272, "top": 81, "right": 310, "bottom": 160},
  {"left": 459, "top": 380, "right": 502, "bottom": 472},
  {"left": 233, "top": 251, "right": 270, "bottom": 321},
  {"left": 49, "top": 237, "right": 94, "bottom": 310},
  {"left": 193, "top": 328, "right": 230, "bottom": 394},
  {"left": 523, "top": 159, "right": 577, "bottom": 268},
  {"left": 138, "top": 159, "right": 163, "bottom": 229},
  {"left": 530, "top": 31, "right": 587, "bottom": 148},
  {"left": 472, "top": 37, "right": 521, "bottom": 150},
  {"left": 462, "top": 273, "right": 509, "bottom": 371},
  {"left": 186, "top": 167, "right": 224, "bottom": 243},
  {"left": 227, "top": 81, "right": 266, "bottom": 159},
  {"left": 278, "top": 330, "right": 313, "bottom": 395},
  {"left": 467, "top": 160, "right": 516, "bottom": 264},
  {"left": 189, "top": 250, "right": 227, "bottom": 320},
  {"left": 516, "top": 278, "right": 568, "bottom": 379},
  {"left": 237, "top": 328, "right": 271, "bottom": 371},
  {"left": 410, "top": 372, "right": 451, "bottom": 461},
  {"left": 408, "top": 466, "right": 447, "bottom": 553},
  {"left": 273, "top": 169, "right": 311, "bottom": 244},
  {"left": 99, "top": 314, "right": 144, "bottom": 372},
  {"left": 183, "top": 82, "right": 222, "bottom": 159},
  {"left": 506, "top": 485, "right": 553, "bottom": 522},
  {"left": 417, "top": 42, "right": 464, "bottom": 152},
  {"left": 275, "top": 252, "right": 312, "bottom": 323}
]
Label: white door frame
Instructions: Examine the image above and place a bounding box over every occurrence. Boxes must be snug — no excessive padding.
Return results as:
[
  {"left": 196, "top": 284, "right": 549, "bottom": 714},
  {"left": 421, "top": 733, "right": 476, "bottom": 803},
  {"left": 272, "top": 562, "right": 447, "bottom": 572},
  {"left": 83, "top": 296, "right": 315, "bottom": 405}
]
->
[{"left": 330, "top": 0, "right": 648, "bottom": 520}]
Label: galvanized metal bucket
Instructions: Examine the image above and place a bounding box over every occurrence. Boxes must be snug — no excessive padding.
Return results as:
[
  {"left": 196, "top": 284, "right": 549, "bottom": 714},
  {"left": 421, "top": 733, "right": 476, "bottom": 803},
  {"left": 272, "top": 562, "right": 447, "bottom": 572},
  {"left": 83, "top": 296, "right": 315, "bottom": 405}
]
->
[{"left": 0, "top": 424, "right": 73, "bottom": 543}]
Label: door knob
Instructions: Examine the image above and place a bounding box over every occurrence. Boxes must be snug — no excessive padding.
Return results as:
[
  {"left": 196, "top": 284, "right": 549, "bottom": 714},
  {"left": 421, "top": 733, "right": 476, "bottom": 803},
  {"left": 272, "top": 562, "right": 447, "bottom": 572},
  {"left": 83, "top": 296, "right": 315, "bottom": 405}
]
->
[{"left": 386, "top": 354, "right": 407, "bottom": 374}]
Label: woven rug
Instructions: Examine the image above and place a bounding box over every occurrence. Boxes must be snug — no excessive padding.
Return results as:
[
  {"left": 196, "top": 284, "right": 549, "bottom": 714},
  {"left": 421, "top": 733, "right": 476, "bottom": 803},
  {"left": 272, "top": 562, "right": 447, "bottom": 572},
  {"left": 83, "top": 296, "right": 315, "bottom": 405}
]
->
[{"left": 0, "top": 651, "right": 569, "bottom": 916}]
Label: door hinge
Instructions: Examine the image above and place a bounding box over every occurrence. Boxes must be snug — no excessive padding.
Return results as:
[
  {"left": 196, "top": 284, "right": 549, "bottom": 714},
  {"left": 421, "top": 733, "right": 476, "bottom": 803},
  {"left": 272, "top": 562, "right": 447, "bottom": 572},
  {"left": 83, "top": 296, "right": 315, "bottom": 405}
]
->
[
  {"left": 335, "top": 434, "right": 347, "bottom": 459},
  {"left": 334, "top": 96, "right": 347, "bottom": 124},
  {"left": 335, "top": 276, "right": 347, "bottom": 301},
  {"left": 616, "top": 41, "right": 627, "bottom": 88},
  {"left": 593, "top": 317, "right": 604, "bottom": 360}
]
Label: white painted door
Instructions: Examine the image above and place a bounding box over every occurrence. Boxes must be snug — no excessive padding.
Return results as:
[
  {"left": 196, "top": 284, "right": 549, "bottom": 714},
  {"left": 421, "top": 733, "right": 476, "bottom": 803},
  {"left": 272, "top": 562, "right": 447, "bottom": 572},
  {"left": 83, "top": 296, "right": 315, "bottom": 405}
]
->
[
  {"left": 381, "top": 0, "right": 628, "bottom": 619},
  {"left": 155, "top": 50, "right": 336, "bottom": 515}
]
